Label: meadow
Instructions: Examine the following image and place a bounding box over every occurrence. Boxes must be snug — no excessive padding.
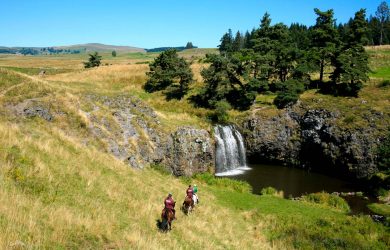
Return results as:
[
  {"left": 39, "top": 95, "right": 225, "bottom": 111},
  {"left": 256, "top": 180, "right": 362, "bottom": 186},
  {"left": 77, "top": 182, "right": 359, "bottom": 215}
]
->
[{"left": 0, "top": 47, "right": 389, "bottom": 249}]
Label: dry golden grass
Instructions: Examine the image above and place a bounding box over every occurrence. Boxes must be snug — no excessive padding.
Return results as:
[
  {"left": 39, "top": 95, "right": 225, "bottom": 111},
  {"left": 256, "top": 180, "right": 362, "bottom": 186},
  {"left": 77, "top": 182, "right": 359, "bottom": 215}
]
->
[
  {"left": 365, "top": 45, "right": 390, "bottom": 51},
  {"left": 47, "top": 64, "right": 148, "bottom": 85},
  {"left": 0, "top": 54, "right": 84, "bottom": 69},
  {"left": 0, "top": 122, "right": 271, "bottom": 249},
  {"left": 0, "top": 62, "right": 271, "bottom": 248}
]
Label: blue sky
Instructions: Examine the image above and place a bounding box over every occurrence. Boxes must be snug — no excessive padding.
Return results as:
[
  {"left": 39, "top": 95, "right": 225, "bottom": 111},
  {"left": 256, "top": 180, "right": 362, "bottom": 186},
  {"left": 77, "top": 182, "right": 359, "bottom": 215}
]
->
[{"left": 0, "top": 0, "right": 385, "bottom": 48}]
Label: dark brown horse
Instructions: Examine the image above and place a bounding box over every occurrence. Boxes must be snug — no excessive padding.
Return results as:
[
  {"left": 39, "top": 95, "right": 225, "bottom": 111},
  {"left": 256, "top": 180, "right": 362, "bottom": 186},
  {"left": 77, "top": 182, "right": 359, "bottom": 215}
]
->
[
  {"left": 161, "top": 208, "right": 174, "bottom": 232},
  {"left": 182, "top": 196, "right": 194, "bottom": 215}
]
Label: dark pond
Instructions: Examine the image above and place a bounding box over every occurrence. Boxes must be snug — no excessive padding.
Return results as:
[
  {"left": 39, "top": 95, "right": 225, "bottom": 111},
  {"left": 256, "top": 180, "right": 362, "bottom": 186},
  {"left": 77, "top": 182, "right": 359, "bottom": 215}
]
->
[{"left": 223, "top": 163, "right": 376, "bottom": 215}]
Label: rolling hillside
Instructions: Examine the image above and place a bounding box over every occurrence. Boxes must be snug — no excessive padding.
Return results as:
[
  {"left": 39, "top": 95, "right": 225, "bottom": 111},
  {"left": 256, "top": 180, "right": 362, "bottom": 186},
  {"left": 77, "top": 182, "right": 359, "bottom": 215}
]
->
[
  {"left": 55, "top": 43, "right": 146, "bottom": 53},
  {"left": 0, "top": 48, "right": 389, "bottom": 249}
]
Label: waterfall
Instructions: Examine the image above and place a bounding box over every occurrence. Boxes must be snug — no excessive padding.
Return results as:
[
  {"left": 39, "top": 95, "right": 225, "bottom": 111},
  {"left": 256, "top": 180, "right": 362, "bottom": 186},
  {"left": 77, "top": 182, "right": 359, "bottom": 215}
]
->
[{"left": 214, "top": 125, "right": 249, "bottom": 176}]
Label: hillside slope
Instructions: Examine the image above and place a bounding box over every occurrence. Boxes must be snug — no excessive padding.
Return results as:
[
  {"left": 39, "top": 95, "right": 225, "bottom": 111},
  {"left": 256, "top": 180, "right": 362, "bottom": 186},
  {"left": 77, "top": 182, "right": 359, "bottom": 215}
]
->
[
  {"left": 0, "top": 53, "right": 389, "bottom": 249},
  {"left": 55, "top": 43, "right": 146, "bottom": 53},
  {"left": 0, "top": 70, "right": 270, "bottom": 249}
]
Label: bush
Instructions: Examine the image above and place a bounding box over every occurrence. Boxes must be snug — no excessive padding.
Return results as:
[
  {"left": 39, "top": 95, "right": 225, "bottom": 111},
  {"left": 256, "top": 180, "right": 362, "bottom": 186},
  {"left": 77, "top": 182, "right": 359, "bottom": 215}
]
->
[
  {"left": 318, "top": 81, "right": 363, "bottom": 97},
  {"left": 260, "top": 186, "right": 284, "bottom": 197},
  {"left": 301, "top": 192, "right": 350, "bottom": 213},
  {"left": 212, "top": 100, "right": 231, "bottom": 123},
  {"left": 273, "top": 91, "right": 299, "bottom": 109},
  {"left": 83, "top": 52, "right": 102, "bottom": 68},
  {"left": 334, "top": 82, "right": 363, "bottom": 97},
  {"left": 273, "top": 79, "right": 305, "bottom": 109},
  {"left": 379, "top": 80, "right": 390, "bottom": 87}
]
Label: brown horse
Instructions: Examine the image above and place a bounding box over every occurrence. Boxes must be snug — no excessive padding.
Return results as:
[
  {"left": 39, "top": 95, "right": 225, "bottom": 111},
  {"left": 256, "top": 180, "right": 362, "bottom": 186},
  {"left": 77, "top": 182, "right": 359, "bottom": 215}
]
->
[
  {"left": 182, "top": 196, "right": 194, "bottom": 215},
  {"left": 161, "top": 208, "right": 174, "bottom": 232}
]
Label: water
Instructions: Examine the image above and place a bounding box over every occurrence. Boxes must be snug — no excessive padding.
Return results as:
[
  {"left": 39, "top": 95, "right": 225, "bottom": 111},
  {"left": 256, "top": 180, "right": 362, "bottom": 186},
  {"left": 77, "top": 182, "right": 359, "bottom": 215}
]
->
[
  {"left": 214, "top": 125, "right": 248, "bottom": 175},
  {"left": 224, "top": 163, "right": 376, "bottom": 215}
]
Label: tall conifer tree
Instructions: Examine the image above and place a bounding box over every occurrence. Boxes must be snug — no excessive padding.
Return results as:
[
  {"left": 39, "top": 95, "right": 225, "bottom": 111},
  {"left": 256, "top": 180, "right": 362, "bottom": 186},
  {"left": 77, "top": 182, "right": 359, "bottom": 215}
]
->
[{"left": 311, "top": 8, "right": 339, "bottom": 82}]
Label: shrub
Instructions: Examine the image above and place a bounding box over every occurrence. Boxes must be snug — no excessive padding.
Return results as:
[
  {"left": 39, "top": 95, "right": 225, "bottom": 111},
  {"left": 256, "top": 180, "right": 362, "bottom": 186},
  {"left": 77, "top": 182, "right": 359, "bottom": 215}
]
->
[
  {"left": 212, "top": 100, "right": 231, "bottom": 123},
  {"left": 378, "top": 80, "right": 390, "bottom": 87},
  {"left": 301, "top": 192, "right": 350, "bottom": 213},
  {"left": 334, "top": 82, "right": 363, "bottom": 97},
  {"left": 273, "top": 79, "right": 305, "bottom": 109},
  {"left": 83, "top": 52, "right": 102, "bottom": 68},
  {"left": 260, "top": 186, "right": 284, "bottom": 197},
  {"left": 273, "top": 91, "right": 299, "bottom": 109}
]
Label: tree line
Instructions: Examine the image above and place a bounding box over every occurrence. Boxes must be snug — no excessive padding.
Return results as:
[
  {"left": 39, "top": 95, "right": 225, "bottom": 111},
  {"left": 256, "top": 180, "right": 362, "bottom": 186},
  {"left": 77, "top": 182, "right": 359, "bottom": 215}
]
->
[{"left": 145, "top": 4, "right": 386, "bottom": 120}]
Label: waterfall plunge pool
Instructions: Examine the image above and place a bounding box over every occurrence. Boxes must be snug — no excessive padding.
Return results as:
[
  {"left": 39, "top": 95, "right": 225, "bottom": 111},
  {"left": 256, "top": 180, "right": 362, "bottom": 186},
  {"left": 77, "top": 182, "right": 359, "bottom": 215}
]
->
[
  {"left": 221, "top": 163, "right": 376, "bottom": 215},
  {"left": 213, "top": 124, "right": 376, "bottom": 215}
]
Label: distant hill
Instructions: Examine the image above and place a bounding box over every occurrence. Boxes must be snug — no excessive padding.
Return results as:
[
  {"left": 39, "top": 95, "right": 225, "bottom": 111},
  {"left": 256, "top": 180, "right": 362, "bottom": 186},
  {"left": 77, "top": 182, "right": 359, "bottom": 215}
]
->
[
  {"left": 0, "top": 43, "right": 146, "bottom": 55},
  {"left": 55, "top": 43, "right": 146, "bottom": 53}
]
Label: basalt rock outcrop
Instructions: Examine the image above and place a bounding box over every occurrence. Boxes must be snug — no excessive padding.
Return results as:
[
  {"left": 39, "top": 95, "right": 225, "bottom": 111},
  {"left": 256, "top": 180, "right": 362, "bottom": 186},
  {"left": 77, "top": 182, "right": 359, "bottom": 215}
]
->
[
  {"left": 9, "top": 99, "right": 54, "bottom": 122},
  {"left": 165, "top": 127, "right": 214, "bottom": 176},
  {"left": 242, "top": 110, "right": 301, "bottom": 166},
  {"left": 81, "top": 95, "right": 214, "bottom": 176},
  {"left": 241, "top": 105, "right": 387, "bottom": 179}
]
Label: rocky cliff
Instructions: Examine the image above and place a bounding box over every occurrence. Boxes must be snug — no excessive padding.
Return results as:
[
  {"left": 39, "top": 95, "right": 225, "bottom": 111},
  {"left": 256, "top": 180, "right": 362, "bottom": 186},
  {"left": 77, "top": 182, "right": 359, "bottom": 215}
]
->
[
  {"left": 241, "top": 104, "right": 388, "bottom": 179},
  {"left": 9, "top": 92, "right": 385, "bottom": 180},
  {"left": 79, "top": 95, "right": 214, "bottom": 176}
]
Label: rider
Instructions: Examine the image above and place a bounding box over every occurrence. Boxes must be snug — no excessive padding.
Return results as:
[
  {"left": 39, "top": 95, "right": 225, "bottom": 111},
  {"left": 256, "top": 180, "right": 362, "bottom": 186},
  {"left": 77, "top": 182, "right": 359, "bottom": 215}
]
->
[
  {"left": 163, "top": 193, "right": 176, "bottom": 219},
  {"left": 186, "top": 185, "right": 194, "bottom": 201},
  {"left": 193, "top": 184, "right": 199, "bottom": 204}
]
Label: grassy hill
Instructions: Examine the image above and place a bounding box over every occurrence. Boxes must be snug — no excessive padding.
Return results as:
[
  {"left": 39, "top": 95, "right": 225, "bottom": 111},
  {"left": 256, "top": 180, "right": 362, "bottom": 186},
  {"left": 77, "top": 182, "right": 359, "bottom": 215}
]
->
[
  {"left": 55, "top": 43, "right": 146, "bottom": 53},
  {"left": 0, "top": 47, "right": 389, "bottom": 248}
]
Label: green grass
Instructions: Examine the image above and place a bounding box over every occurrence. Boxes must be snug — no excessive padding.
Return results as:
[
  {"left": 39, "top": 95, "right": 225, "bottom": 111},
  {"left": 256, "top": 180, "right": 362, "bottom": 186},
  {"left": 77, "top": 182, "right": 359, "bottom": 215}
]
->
[
  {"left": 301, "top": 192, "right": 350, "bottom": 213},
  {"left": 370, "top": 67, "right": 390, "bottom": 80},
  {"left": 211, "top": 187, "right": 389, "bottom": 249},
  {"left": 368, "top": 203, "right": 390, "bottom": 217},
  {"left": 183, "top": 173, "right": 390, "bottom": 249},
  {"left": 0, "top": 68, "right": 27, "bottom": 91}
]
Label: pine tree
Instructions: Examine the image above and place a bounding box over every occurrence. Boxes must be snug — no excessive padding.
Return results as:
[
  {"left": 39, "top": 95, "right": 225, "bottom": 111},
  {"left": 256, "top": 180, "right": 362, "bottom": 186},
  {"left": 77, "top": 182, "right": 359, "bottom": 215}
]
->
[
  {"left": 376, "top": 1, "right": 390, "bottom": 45},
  {"left": 144, "top": 49, "right": 193, "bottom": 100},
  {"left": 84, "top": 52, "right": 102, "bottom": 68},
  {"left": 218, "top": 29, "right": 234, "bottom": 54},
  {"left": 310, "top": 8, "right": 339, "bottom": 82},
  {"left": 112, "top": 50, "right": 117, "bottom": 57},
  {"left": 251, "top": 12, "right": 275, "bottom": 80},
  {"left": 233, "top": 31, "right": 243, "bottom": 52},
  {"left": 367, "top": 15, "right": 380, "bottom": 45},
  {"left": 185, "top": 42, "right": 194, "bottom": 49},
  {"left": 243, "top": 30, "right": 252, "bottom": 49},
  {"left": 289, "top": 23, "right": 310, "bottom": 50},
  {"left": 192, "top": 54, "right": 256, "bottom": 110},
  {"left": 271, "top": 23, "right": 296, "bottom": 82},
  {"left": 331, "top": 9, "right": 369, "bottom": 96}
]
